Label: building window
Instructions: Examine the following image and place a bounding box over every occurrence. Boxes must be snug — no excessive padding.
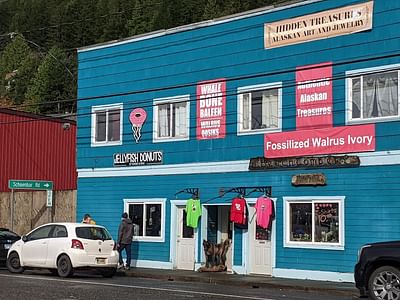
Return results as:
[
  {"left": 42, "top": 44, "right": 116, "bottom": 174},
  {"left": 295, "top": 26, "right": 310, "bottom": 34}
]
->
[
  {"left": 284, "top": 197, "right": 344, "bottom": 250},
  {"left": 153, "top": 95, "right": 189, "bottom": 142},
  {"left": 123, "top": 199, "right": 166, "bottom": 242},
  {"left": 91, "top": 104, "right": 122, "bottom": 146},
  {"left": 238, "top": 83, "right": 281, "bottom": 134},
  {"left": 347, "top": 66, "right": 400, "bottom": 123}
]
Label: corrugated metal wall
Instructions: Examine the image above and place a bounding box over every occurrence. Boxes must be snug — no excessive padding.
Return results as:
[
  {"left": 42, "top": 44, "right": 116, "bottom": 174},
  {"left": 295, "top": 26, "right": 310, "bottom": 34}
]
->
[{"left": 0, "top": 110, "right": 76, "bottom": 191}]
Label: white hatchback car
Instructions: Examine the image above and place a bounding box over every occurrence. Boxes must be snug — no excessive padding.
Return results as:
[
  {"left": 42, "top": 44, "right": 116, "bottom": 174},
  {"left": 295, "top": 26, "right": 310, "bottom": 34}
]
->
[{"left": 6, "top": 222, "right": 119, "bottom": 278}]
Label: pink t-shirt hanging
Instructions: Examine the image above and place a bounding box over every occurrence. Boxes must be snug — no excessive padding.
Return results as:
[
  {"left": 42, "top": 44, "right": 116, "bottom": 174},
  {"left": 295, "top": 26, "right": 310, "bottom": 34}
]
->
[{"left": 255, "top": 196, "right": 274, "bottom": 229}]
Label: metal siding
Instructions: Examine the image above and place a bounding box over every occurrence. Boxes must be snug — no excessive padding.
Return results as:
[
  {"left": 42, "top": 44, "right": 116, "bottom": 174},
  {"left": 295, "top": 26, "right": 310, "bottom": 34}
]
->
[
  {"left": 0, "top": 111, "right": 76, "bottom": 191},
  {"left": 76, "top": 0, "right": 400, "bottom": 274}
]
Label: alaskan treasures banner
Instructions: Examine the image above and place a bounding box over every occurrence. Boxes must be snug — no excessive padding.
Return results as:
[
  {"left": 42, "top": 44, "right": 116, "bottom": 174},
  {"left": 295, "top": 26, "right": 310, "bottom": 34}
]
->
[
  {"left": 296, "top": 62, "right": 333, "bottom": 130},
  {"left": 196, "top": 79, "right": 226, "bottom": 140},
  {"left": 264, "top": 124, "right": 375, "bottom": 158},
  {"left": 264, "top": 1, "right": 373, "bottom": 49}
]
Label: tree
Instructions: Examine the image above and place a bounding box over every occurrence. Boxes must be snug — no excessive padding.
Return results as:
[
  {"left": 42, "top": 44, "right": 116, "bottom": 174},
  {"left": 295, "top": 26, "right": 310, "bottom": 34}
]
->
[
  {"left": 25, "top": 47, "right": 75, "bottom": 114},
  {"left": 0, "top": 35, "right": 39, "bottom": 105},
  {"left": 203, "top": 0, "right": 220, "bottom": 20},
  {"left": 128, "top": 0, "right": 159, "bottom": 36}
]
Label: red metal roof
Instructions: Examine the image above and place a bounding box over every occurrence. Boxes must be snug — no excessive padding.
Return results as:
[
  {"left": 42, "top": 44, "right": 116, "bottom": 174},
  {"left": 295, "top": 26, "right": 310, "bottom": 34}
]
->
[{"left": 0, "top": 109, "right": 76, "bottom": 191}]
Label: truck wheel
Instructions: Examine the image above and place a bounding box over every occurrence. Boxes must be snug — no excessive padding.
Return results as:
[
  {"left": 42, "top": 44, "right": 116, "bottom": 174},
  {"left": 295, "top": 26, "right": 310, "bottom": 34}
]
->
[{"left": 368, "top": 266, "right": 400, "bottom": 300}]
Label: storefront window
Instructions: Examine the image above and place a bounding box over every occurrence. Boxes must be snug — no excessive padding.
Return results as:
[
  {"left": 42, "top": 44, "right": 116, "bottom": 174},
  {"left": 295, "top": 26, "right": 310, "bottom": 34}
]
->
[
  {"left": 285, "top": 197, "right": 344, "bottom": 250},
  {"left": 290, "top": 203, "right": 312, "bottom": 242},
  {"left": 314, "top": 203, "right": 339, "bottom": 243},
  {"left": 125, "top": 199, "right": 165, "bottom": 242}
]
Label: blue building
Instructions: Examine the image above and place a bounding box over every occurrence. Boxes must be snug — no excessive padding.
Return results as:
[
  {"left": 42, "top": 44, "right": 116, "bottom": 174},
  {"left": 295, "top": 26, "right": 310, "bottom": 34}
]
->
[{"left": 77, "top": 0, "right": 400, "bottom": 282}]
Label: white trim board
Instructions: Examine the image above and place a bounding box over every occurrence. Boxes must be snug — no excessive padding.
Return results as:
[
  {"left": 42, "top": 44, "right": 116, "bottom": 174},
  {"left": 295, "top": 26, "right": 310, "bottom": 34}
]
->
[
  {"left": 130, "top": 260, "right": 173, "bottom": 270},
  {"left": 273, "top": 268, "right": 354, "bottom": 283},
  {"left": 78, "top": 150, "right": 400, "bottom": 178}
]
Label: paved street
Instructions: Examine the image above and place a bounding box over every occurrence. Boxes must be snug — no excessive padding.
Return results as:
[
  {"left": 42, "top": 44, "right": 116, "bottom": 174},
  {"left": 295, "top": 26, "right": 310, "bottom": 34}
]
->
[{"left": 0, "top": 268, "right": 358, "bottom": 300}]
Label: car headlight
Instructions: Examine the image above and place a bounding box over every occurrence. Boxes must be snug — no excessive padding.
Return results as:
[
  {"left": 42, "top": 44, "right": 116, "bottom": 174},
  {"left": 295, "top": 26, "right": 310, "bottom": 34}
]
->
[{"left": 358, "top": 244, "right": 371, "bottom": 262}]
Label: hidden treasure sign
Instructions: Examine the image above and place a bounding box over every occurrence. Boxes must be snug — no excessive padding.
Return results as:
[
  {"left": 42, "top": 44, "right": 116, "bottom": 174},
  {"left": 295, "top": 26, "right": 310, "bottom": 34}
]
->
[{"left": 264, "top": 1, "right": 373, "bottom": 49}]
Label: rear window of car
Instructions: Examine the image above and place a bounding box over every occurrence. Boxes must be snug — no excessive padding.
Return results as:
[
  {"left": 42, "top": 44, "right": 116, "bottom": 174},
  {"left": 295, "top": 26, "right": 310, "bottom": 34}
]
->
[
  {"left": 75, "top": 227, "right": 112, "bottom": 240},
  {"left": 0, "top": 230, "right": 19, "bottom": 238}
]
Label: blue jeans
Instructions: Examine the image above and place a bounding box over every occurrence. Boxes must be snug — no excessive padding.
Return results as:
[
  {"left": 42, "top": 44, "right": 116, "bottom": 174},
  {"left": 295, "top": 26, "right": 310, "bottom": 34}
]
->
[{"left": 118, "top": 243, "right": 132, "bottom": 267}]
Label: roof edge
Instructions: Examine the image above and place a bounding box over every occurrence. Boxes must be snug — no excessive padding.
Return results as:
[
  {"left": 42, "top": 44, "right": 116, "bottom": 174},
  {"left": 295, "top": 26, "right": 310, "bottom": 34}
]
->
[
  {"left": 0, "top": 108, "right": 76, "bottom": 124},
  {"left": 78, "top": 0, "right": 322, "bottom": 53}
]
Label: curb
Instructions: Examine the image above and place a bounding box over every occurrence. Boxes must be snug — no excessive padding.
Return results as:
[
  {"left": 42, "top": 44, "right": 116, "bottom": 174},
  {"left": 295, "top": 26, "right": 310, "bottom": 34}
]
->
[{"left": 116, "top": 270, "right": 359, "bottom": 297}]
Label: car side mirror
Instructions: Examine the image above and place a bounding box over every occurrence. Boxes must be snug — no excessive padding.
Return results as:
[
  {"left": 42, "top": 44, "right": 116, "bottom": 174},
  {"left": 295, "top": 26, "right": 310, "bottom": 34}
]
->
[{"left": 22, "top": 235, "right": 28, "bottom": 242}]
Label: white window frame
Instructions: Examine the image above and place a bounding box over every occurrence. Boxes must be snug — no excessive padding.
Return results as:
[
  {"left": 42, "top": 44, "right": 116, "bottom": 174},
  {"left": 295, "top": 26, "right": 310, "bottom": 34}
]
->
[
  {"left": 153, "top": 95, "right": 190, "bottom": 142},
  {"left": 123, "top": 198, "right": 166, "bottom": 242},
  {"left": 346, "top": 64, "right": 400, "bottom": 125},
  {"left": 237, "top": 82, "right": 282, "bottom": 136},
  {"left": 283, "top": 196, "right": 345, "bottom": 251},
  {"left": 91, "top": 103, "right": 123, "bottom": 147}
]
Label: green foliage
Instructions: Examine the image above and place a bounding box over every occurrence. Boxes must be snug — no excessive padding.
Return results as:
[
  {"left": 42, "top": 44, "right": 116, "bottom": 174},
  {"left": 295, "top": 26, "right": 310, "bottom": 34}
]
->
[
  {"left": 0, "top": 35, "right": 39, "bottom": 105},
  {"left": 25, "top": 47, "right": 75, "bottom": 114},
  {"left": 0, "top": 0, "right": 282, "bottom": 114}
]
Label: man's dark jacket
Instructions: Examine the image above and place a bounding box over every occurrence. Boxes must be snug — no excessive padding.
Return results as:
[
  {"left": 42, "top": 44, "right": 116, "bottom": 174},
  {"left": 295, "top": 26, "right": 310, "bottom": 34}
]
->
[{"left": 118, "top": 217, "right": 134, "bottom": 245}]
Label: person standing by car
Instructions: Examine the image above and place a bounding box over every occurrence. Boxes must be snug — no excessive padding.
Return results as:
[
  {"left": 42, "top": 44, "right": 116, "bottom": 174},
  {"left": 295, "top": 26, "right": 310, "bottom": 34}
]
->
[
  {"left": 82, "top": 214, "right": 96, "bottom": 224},
  {"left": 117, "top": 212, "right": 134, "bottom": 270}
]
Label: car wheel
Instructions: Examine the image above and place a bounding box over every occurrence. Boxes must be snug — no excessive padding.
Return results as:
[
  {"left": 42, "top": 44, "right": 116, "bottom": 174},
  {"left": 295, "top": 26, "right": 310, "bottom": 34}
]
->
[
  {"left": 57, "top": 255, "right": 74, "bottom": 278},
  {"left": 6, "top": 252, "right": 24, "bottom": 274},
  {"left": 368, "top": 266, "right": 400, "bottom": 300},
  {"left": 100, "top": 267, "right": 117, "bottom": 278}
]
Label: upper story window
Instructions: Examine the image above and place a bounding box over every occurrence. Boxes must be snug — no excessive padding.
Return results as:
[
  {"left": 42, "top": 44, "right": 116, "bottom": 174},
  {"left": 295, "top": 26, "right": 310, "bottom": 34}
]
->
[
  {"left": 153, "top": 95, "right": 189, "bottom": 142},
  {"left": 347, "top": 65, "right": 400, "bottom": 124},
  {"left": 283, "top": 196, "right": 345, "bottom": 250},
  {"left": 91, "top": 104, "right": 122, "bottom": 146},
  {"left": 237, "top": 83, "right": 282, "bottom": 135}
]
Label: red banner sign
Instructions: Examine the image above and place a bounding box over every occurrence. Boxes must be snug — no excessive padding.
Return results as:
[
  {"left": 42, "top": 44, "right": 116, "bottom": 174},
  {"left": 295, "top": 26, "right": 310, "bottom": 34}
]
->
[
  {"left": 296, "top": 62, "right": 333, "bottom": 130},
  {"left": 196, "top": 79, "right": 226, "bottom": 140},
  {"left": 264, "top": 124, "right": 375, "bottom": 158}
]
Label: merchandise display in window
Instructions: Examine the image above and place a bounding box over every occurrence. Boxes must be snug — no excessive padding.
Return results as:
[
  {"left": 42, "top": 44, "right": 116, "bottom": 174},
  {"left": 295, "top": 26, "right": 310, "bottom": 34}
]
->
[{"left": 290, "top": 203, "right": 312, "bottom": 242}]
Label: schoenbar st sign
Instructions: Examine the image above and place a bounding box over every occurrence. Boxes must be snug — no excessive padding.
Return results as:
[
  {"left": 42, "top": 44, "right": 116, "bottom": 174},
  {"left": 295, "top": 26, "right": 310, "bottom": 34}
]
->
[{"left": 264, "top": 124, "right": 375, "bottom": 158}]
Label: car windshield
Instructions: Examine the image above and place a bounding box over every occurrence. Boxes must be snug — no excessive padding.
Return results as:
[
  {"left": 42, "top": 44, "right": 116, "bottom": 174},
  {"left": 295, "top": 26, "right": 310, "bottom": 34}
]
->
[
  {"left": 0, "top": 230, "right": 19, "bottom": 238},
  {"left": 75, "top": 227, "right": 112, "bottom": 240}
]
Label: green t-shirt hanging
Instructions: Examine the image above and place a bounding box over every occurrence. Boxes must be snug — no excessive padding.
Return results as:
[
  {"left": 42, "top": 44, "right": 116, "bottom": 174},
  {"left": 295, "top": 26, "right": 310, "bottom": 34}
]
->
[{"left": 185, "top": 198, "right": 202, "bottom": 228}]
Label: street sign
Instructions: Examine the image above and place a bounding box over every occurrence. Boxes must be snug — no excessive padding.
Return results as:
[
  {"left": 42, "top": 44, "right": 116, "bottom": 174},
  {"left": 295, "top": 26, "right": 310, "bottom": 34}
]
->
[
  {"left": 8, "top": 180, "right": 53, "bottom": 190},
  {"left": 46, "top": 190, "right": 53, "bottom": 207}
]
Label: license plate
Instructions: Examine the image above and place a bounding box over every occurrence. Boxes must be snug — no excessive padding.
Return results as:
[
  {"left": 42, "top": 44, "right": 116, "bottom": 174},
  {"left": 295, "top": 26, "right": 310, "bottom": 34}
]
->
[
  {"left": 4, "top": 244, "right": 11, "bottom": 250},
  {"left": 96, "top": 258, "right": 106, "bottom": 264}
]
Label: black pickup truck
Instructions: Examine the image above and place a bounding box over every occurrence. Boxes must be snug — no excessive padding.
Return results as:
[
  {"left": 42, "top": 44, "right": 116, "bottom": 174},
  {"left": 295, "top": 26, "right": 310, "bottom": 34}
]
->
[{"left": 355, "top": 241, "right": 400, "bottom": 300}]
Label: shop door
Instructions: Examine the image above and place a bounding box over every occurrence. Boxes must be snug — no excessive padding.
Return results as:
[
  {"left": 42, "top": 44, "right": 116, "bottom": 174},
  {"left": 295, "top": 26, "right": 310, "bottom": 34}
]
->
[
  {"left": 176, "top": 207, "right": 195, "bottom": 270},
  {"left": 249, "top": 207, "right": 272, "bottom": 275}
]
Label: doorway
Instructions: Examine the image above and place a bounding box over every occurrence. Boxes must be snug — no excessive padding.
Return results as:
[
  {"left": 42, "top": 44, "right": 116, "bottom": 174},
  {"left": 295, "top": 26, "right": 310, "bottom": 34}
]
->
[
  {"left": 248, "top": 206, "right": 272, "bottom": 275},
  {"left": 206, "top": 205, "right": 233, "bottom": 271},
  {"left": 176, "top": 207, "right": 196, "bottom": 270}
]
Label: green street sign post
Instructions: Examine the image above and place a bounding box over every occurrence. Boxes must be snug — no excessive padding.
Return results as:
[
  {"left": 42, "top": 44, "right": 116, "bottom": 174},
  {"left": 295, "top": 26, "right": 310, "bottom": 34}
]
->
[
  {"left": 8, "top": 180, "right": 53, "bottom": 190},
  {"left": 8, "top": 180, "right": 54, "bottom": 232}
]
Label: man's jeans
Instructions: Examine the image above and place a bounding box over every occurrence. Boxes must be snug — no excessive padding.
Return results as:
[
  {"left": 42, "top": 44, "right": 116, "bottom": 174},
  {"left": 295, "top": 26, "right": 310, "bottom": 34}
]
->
[{"left": 118, "top": 243, "right": 132, "bottom": 267}]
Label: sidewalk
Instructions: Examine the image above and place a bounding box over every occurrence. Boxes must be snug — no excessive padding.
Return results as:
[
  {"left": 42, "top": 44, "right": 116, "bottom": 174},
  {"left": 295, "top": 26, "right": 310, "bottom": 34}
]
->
[{"left": 117, "top": 267, "right": 359, "bottom": 297}]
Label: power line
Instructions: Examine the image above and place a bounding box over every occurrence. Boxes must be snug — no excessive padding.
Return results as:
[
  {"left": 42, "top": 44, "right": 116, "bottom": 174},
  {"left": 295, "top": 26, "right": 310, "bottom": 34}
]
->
[{"left": 1, "top": 52, "right": 399, "bottom": 128}]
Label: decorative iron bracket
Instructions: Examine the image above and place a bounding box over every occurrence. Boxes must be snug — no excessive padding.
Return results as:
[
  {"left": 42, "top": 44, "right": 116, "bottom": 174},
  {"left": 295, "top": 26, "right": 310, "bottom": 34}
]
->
[{"left": 175, "top": 188, "right": 200, "bottom": 199}]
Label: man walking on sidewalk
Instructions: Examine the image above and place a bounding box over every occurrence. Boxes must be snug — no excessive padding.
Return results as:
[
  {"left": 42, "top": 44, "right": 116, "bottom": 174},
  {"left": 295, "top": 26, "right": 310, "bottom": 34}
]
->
[{"left": 117, "top": 212, "right": 134, "bottom": 270}]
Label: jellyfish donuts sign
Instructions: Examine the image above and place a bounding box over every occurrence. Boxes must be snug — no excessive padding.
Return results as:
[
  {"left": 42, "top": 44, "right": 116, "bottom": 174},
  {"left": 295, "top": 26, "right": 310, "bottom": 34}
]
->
[{"left": 129, "top": 108, "right": 147, "bottom": 143}]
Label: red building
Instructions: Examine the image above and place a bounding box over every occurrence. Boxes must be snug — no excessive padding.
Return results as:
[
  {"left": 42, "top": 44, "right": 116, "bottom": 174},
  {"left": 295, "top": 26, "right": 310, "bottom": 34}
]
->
[{"left": 0, "top": 108, "right": 76, "bottom": 191}]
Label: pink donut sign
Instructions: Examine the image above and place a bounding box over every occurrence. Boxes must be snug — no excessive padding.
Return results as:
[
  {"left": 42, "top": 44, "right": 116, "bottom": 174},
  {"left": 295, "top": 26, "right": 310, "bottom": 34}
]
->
[
  {"left": 129, "top": 108, "right": 147, "bottom": 143},
  {"left": 129, "top": 108, "right": 147, "bottom": 126}
]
